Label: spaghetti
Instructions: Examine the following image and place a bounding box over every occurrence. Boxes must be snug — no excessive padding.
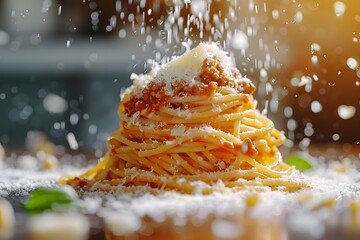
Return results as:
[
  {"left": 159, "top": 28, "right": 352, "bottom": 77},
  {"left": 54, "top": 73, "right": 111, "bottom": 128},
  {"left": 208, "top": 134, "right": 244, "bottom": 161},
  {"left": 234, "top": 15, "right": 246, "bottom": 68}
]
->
[{"left": 63, "top": 43, "right": 309, "bottom": 193}]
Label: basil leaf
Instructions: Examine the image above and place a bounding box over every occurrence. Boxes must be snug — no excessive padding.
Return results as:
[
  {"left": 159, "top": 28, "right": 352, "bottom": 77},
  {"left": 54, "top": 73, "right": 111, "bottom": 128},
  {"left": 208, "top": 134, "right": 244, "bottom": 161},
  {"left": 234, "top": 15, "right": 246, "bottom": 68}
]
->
[
  {"left": 285, "top": 154, "right": 313, "bottom": 172},
  {"left": 23, "top": 187, "right": 75, "bottom": 213}
]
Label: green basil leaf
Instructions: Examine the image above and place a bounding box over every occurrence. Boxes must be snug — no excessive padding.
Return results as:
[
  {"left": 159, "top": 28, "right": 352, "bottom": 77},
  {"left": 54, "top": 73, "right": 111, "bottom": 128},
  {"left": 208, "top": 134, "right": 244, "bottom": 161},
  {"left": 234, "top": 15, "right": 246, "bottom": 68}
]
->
[
  {"left": 285, "top": 154, "right": 314, "bottom": 172},
  {"left": 23, "top": 187, "right": 75, "bottom": 213}
]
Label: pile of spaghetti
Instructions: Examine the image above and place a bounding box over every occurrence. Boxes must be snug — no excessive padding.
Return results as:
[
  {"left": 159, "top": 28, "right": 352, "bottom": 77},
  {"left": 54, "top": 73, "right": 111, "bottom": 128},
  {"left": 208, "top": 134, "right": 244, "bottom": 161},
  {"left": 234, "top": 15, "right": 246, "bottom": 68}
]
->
[{"left": 64, "top": 43, "right": 309, "bottom": 193}]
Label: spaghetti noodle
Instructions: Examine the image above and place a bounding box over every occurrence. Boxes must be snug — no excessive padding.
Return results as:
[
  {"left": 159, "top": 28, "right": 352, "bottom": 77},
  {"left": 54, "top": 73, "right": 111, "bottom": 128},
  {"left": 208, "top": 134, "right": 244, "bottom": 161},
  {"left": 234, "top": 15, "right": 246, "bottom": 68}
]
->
[{"left": 63, "top": 43, "right": 309, "bottom": 193}]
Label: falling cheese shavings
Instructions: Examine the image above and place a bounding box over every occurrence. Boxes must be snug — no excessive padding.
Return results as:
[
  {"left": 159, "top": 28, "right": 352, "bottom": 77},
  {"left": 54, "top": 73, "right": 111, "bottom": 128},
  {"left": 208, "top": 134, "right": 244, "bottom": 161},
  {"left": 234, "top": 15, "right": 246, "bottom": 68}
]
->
[
  {"left": 347, "top": 57, "right": 359, "bottom": 70},
  {"left": 66, "top": 132, "right": 79, "bottom": 150},
  {"left": 298, "top": 76, "right": 311, "bottom": 87},
  {"left": 43, "top": 94, "right": 68, "bottom": 115},
  {"left": 231, "top": 30, "right": 249, "bottom": 50},
  {"left": 334, "top": 1, "right": 347, "bottom": 17},
  {"left": 311, "top": 101, "right": 323, "bottom": 113},
  {"left": 337, "top": 105, "right": 356, "bottom": 120}
]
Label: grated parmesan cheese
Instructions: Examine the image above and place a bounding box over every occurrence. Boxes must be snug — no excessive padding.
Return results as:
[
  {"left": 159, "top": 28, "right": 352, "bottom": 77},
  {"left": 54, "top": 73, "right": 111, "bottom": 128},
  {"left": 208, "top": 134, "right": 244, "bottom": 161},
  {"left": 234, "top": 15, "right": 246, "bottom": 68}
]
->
[
  {"left": 170, "top": 124, "right": 186, "bottom": 137},
  {"left": 156, "top": 43, "right": 234, "bottom": 85},
  {"left": 128, "top": 111, "right": 140, "bottom": 126}
]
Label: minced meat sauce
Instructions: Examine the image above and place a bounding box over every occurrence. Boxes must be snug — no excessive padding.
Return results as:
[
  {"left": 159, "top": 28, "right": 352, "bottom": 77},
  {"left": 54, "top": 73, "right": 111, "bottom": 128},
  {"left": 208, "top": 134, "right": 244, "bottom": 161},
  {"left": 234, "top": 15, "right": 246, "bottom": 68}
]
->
[{"left": 123, "top": 56, "right": 255, "bottom": 116}]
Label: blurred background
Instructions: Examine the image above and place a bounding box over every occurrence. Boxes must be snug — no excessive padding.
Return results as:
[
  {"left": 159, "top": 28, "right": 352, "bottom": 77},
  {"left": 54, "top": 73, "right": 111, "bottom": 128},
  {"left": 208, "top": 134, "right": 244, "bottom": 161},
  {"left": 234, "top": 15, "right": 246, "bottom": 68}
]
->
[{"left": 0, "top": 0, "right": 359, "bottom": 155}]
